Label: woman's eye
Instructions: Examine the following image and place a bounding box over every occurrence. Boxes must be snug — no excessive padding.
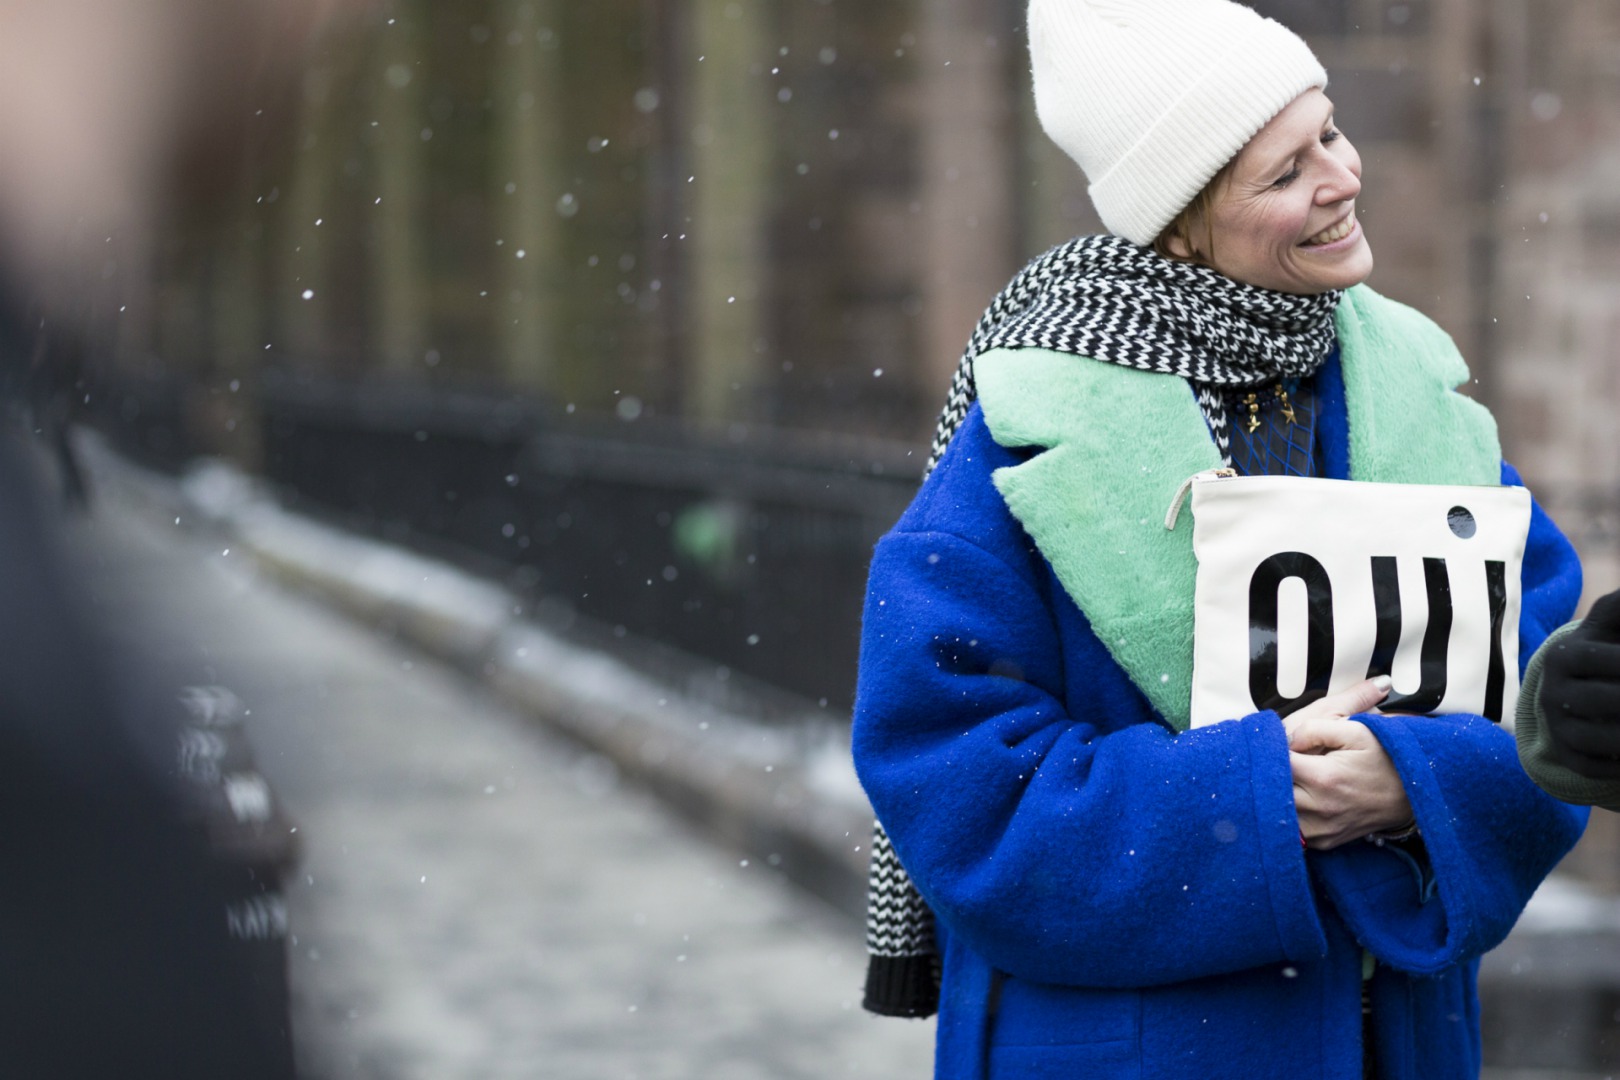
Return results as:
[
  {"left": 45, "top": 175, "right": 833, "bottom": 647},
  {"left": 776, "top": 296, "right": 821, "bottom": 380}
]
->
[
  {"left": 1272, "top": 167, "right": 1302, "bottom": 189},
  {"left": 1322, "top": 129, "right": 1342, "bottom": 144}
]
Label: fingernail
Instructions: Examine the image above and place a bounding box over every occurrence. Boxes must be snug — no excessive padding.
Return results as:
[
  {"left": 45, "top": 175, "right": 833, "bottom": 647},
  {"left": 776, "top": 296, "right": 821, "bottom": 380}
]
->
[{"left": 1372, "top": 675, "right": 1393, "bottom": 693}]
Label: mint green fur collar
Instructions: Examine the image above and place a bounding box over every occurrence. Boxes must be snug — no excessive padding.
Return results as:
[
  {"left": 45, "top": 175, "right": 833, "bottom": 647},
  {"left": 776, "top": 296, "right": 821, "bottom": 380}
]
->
[{"left": 975, "top": 285, "right": 1503, "bottom": 730}]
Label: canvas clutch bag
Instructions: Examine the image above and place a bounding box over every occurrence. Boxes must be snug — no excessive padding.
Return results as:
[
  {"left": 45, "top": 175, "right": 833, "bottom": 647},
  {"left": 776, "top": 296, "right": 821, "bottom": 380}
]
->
[{"left": 1169, "top": 471, "right": 1532, "bottom": 728}]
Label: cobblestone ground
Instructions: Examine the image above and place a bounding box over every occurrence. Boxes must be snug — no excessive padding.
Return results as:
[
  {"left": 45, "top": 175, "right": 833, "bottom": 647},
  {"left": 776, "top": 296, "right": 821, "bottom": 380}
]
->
[{"left": 69, "top": 481, "right": 933, "bottom": 1079}]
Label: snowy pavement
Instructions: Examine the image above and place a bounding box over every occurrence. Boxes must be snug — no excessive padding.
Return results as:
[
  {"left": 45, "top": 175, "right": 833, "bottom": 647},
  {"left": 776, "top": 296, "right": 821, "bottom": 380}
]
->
[{"left": 66, "top": 456, "right": 933, "bottom": 1079}]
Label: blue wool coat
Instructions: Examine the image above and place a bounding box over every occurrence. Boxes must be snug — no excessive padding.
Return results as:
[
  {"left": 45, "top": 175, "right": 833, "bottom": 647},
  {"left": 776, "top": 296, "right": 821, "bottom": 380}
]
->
[{"left": 853, "top": 353, "right": 1586, "bottom": 1080}]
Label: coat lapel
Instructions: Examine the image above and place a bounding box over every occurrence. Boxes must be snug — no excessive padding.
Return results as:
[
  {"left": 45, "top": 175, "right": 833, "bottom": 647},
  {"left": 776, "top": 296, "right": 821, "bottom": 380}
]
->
[{"left": 974, "top": 284, "right": 1503, "bottom": 730}]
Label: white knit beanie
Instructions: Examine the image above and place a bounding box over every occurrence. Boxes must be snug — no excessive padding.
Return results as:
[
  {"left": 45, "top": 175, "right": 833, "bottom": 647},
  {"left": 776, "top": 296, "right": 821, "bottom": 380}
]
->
[{"left": 1029, "top": 0, "right": 1327, "bottom": 246}]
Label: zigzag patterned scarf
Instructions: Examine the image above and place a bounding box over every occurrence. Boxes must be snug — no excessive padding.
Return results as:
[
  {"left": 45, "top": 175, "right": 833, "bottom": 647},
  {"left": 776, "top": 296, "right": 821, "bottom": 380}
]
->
[{"left": 863, "top": 233, "right": 1341, "bottom": 1017}]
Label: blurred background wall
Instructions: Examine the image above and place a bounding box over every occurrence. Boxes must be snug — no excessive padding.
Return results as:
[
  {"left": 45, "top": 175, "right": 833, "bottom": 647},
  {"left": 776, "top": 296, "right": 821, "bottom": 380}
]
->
[{"left": 71, "top": 0, "right": 1620, "bottom": 870}]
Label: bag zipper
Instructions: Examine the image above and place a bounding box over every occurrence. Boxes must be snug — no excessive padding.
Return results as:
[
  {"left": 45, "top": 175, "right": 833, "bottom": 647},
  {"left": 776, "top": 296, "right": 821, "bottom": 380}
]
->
[{"left": 1164, "top": 468, "right": 1238, "bottom": 531}]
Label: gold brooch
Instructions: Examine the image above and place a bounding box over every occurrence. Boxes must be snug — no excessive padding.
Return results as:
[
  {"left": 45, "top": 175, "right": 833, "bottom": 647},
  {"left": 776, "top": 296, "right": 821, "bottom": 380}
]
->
[{"left": 1241, "top": 384, "right": 1297, "bottom": 434}]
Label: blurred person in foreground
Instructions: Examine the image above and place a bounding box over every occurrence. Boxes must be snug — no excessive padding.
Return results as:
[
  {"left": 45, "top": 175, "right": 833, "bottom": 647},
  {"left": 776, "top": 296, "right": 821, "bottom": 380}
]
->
[
  {"left": 0, "top": 0, "right": 342, "bottom": 1074},
  {"left": 852, "top": 2, "right": 1586, "bottom": 1078}
]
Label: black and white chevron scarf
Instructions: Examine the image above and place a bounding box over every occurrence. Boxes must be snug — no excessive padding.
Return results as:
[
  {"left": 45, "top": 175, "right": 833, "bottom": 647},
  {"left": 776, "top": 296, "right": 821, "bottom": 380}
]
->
[{"left": 863, "top": 233, "right": 1341, "bottom": 1018}]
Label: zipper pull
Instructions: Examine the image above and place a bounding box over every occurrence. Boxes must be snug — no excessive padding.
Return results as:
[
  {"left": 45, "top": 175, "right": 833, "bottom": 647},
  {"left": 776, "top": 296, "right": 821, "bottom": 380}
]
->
[{"left": 1164, "top": 468, "right": 1237, "bottom": 531}]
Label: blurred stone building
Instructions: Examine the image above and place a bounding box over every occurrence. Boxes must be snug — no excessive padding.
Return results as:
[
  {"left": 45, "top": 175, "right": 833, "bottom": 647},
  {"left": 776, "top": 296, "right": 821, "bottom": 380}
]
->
[
  {"left": 110, "top": 0, "right": 1619, "bottom": 557},
  {"left": 86, "top": 0, "right": 1620, "bottom": 861}
]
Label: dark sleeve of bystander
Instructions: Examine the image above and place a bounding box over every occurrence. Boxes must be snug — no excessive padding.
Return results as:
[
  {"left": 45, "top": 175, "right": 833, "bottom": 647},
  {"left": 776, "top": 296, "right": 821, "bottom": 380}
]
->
[
  {"left": 1518, "top": 590, "right": 1620, "bottom": 811},
  {"left": 0, "top": 302, "right": 289, "bottom": 1078}
]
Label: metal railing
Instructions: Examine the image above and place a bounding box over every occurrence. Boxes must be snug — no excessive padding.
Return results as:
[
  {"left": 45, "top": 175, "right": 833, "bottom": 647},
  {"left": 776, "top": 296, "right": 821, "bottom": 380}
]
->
[{"left": 242, "top": 370, "right": 921, "bottom": 715}]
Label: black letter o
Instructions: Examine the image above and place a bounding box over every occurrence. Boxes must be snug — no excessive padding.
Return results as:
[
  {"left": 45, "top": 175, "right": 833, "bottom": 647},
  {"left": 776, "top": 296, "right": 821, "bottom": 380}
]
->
[{"left": 1249, "top": 552, "right": 1335, "bottom": 717}]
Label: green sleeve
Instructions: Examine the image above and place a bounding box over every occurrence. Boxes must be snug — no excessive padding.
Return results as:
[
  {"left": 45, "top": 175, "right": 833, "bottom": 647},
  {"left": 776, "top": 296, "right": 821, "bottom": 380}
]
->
[{"left": 1516, "top": 622, "right": 1620, "bottom": 811}]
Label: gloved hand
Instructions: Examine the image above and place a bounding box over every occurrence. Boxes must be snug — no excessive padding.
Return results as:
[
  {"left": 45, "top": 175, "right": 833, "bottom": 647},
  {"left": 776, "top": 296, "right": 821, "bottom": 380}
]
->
[{"left": 1539, "top": 590, "right": 1620, "bottom": 779}]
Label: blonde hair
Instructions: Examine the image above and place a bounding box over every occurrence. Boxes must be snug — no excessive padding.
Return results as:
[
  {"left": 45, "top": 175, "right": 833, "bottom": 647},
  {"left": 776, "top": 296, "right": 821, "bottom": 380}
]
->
[{"left": 1151, "top": 160, "right": 1236, "bottom": 266}]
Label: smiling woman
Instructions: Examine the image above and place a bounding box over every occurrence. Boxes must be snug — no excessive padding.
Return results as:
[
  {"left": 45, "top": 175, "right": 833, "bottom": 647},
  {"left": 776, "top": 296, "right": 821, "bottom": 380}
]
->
[
  {"left": 1161, "top": 88, "right": 1374, "bottom": 295},
  {"left": 851, "top": 2, "right": 1588, "bottom": 1079}
]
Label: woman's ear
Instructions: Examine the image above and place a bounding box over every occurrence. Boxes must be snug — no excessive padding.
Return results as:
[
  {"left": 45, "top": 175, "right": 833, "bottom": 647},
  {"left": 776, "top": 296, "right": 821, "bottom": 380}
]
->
[
  {"left": 1155, "top": 198, "right": 1215, "bottom": 265},
  {"left": 1163, "top": 230, "right": 1194, "bottom": 260}
]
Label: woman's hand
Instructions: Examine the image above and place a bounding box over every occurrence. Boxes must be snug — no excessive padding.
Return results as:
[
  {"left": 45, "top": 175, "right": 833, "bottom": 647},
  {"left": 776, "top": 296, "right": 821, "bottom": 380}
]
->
[{"left": 1283, "top": 678, "right": 1413, "bottom": 850}]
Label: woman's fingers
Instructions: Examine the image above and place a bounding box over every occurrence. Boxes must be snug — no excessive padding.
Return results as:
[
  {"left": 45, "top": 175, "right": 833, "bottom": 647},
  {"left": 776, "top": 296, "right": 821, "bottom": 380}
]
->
[
  {"left": 1285, "top": 678, "right": 1393, "bottom": 753},
  {"left": 1338, "top": 675, "right": 1395, "bottom": 715},
  {"left": 1284, "top": 682, "right": 1410, "bottom": 847},
  {"left": 1286, "top": 715, "right": 1351, "bottom": 754},
  {"left": 1290, "top": 756, "right": 1333, "bottom": 848},
  {"left": 1287, "top": 676, "right": 1392, "bottom": 726},
  {"left": 1289, "top": 725, "right": 1412, "bottom": 847},
  {"left": 1290, "top": 759, "right": 1320, "bottom": 811}
]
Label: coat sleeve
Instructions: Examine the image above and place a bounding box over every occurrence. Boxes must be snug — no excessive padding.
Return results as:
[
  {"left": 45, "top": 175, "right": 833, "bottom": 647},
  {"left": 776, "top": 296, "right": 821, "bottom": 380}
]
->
[
  {"left": 1306, "top": 467, "right": 1588, "bottom": 974},
  {"left": 853, "top": 513, "right": 1329, "bottom": 989}
]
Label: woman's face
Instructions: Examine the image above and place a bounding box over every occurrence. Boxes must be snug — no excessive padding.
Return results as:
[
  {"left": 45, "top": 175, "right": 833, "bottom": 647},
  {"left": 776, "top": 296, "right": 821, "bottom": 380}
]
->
[{"left": 1172, "top": 89, "right": 1373, "bottom": 294}]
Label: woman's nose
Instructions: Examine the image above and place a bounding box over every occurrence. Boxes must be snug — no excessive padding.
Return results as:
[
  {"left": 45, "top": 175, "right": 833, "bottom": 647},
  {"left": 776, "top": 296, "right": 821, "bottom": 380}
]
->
[{"left": 1317, "top": 158, "right": 1361, "bottom": 205}]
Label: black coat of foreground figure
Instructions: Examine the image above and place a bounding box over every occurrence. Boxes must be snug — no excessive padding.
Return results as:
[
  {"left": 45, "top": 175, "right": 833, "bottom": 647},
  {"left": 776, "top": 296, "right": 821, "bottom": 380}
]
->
[{"left": 0, "top": 294, "right": 290, "bottom": 1079}]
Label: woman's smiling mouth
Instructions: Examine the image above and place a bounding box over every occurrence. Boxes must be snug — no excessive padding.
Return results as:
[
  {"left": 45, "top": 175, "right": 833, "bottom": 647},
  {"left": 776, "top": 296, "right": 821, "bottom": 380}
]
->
[{"left": 1303, "top": 213, "right": 1358, "bottom": 247}]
